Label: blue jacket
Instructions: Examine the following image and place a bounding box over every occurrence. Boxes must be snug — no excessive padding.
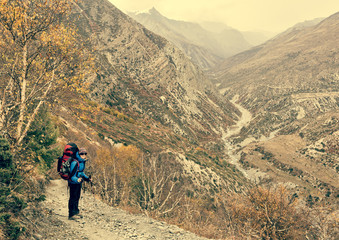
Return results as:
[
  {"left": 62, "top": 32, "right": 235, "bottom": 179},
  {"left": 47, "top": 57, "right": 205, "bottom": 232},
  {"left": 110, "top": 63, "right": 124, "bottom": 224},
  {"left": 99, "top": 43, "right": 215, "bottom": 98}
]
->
[{"left": 68, "top": 152, "right": 89, "bottom": 184}]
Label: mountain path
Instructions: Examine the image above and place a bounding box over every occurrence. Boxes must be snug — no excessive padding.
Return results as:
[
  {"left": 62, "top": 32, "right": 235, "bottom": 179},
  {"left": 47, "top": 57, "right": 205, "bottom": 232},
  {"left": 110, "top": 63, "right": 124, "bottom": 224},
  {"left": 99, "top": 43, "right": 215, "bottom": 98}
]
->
[{"left": 38, "top": 179, "right": 207, "bottom": 240}]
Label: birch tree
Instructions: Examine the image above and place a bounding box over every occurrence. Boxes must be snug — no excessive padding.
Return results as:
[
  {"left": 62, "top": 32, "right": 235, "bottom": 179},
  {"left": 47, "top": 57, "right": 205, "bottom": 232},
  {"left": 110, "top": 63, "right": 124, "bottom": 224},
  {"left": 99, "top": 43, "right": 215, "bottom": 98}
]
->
[
  {"left": 136, "top": 155, "right": 183, "bottom": 217},
  {"left": 0, "top": 0, "right": 91, "bottom": 148}
]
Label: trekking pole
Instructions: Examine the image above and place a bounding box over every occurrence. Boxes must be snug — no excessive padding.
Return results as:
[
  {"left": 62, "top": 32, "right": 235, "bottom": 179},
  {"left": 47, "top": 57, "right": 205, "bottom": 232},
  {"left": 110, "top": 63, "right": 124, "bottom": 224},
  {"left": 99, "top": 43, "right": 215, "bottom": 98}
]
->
[
  {"left": 88, "top": 175, "right": 98, "bottom": 207},
  {"left": 89, "top": 175, "right": 92, "bottom": 187}
]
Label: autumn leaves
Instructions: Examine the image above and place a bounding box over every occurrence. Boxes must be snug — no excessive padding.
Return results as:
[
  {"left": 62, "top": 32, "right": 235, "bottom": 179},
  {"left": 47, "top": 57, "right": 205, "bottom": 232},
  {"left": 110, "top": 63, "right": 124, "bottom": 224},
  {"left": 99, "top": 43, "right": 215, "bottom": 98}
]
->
[{"left": 0, "top": 0, "right": 91, "bottom": 148}]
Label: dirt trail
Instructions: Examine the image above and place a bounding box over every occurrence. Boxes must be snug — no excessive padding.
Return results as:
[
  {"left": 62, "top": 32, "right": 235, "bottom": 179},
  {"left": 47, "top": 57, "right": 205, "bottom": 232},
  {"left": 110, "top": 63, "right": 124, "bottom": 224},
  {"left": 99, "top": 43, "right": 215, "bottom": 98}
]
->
[{"left": 39, "top": 179, "right": 207, "bottom": 240}]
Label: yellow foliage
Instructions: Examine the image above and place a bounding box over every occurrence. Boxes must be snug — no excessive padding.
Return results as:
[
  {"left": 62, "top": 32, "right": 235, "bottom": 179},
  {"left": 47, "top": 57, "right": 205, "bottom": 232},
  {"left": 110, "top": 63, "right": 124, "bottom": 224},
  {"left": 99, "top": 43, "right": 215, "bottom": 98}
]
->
[
  {"left": 113, "top": 145, "right": 142, "bottom": 180},
  {"left": 92, "top": 145, "right": 143, "bottom": 205},
  {"left": 86, "top": 100, "right": 99, "bottom": 108},
  {"left": 195, "top": 147, "right": 204, "bottom": 152},
  {"left": 117, "top": 112, "right": 125, "bottom": 120},
  {"left": 95, "top": 145, "right": 142, "bottom": 181},
  {"left": 0, "top": 0, "right": 94, "bottom": 144},
  {"left": 100, "top": 105, "right": 135, "bottom": 123},
  {"left": 95, "top": 147, "right": 113, "bottom": 167}
]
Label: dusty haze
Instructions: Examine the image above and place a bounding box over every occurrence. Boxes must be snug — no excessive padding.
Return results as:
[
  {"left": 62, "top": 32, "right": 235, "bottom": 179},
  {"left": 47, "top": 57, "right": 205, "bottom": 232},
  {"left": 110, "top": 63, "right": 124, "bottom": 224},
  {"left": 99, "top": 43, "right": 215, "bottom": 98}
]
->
[{"left": 109, "top": 0, "right": 339, "bottom": 32}]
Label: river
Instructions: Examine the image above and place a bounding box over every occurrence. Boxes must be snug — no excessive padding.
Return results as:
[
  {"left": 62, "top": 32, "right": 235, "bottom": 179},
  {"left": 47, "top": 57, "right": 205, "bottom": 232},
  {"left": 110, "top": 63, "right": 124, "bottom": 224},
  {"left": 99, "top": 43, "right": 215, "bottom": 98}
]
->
[{"left": 222, "top": 95, "right": 268, "bottom": 181}]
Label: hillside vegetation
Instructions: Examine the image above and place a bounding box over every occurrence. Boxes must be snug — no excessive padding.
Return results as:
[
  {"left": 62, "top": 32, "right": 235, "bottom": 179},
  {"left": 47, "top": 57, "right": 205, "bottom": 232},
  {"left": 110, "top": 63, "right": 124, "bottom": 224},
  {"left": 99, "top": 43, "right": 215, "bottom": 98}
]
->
[{"left": 0, "top": 1, "right": 338, "bottom": 239}]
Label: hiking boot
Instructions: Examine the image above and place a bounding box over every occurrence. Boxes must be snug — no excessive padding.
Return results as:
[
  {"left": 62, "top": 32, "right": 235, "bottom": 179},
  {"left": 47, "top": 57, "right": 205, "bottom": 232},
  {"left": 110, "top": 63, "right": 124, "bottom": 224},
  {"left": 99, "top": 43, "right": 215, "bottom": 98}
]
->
[
  {"left": 75, "top": 213, "right": 83, "bottom": 218},
  {"left": 68, "top": 215, "right": 81, "bottom": 220}
]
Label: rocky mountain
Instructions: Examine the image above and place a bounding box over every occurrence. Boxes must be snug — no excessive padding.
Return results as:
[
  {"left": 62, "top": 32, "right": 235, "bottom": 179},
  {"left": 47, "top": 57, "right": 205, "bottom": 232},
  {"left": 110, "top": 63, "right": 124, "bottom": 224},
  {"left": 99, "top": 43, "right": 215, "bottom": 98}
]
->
[
  {"left": 74, "top": 0, "right": 240, "bottom": 140},
  {"left": 210, "top": 12, "right": 339, "bottom": 201},
  {"left": 2, "top": 1, "right": 337, "bottom": 239},
  {"left": 128, "top": 8, "right": 252, "bottom": 70},
  {"left": 52, "top": 0, "right": 249, "bottom": 199}
]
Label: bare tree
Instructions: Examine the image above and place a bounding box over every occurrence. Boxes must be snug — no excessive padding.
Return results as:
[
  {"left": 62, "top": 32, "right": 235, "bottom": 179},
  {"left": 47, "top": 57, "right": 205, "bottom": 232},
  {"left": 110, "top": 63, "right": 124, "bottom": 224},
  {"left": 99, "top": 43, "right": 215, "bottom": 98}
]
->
[
  {"left": 136, "top": 154, "right": 183, "bottom": 217},
  {"left": 225, "top": 186, "right": 312, "bottom": 239},
  {"left": 309, "top": 207, "right": 338, "bottom": 240}
]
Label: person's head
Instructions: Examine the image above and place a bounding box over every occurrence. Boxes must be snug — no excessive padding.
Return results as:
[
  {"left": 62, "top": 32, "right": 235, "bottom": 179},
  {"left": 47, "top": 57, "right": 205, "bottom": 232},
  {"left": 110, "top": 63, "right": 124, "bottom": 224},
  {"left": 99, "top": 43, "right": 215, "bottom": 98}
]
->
[{"left": 79, "top": 148, "right": 88, "bottom": 159}]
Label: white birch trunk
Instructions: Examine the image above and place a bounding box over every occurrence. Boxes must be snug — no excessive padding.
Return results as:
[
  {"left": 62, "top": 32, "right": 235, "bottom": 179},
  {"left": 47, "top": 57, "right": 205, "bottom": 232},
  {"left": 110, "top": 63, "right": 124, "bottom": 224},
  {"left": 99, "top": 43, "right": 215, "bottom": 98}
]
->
[
  {"left": 16, "top": 70, "right": 55, "bottom": 146},
  {"left": 16, "top": 44, "right": 28, "bottom": 142}
]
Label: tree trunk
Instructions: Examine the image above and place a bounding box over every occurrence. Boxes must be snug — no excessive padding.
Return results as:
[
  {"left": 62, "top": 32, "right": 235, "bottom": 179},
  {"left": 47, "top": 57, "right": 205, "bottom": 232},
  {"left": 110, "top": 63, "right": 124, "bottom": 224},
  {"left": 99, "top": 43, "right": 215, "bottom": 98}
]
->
[
  {"left": 113, "top": 161, "right": 117, "bottom": 204},
  {"left": 16, "top": 44, "right": 28, "bottom": 142},
  {"left": 16, "top": 71, "right": 55, "bottom": 146}
]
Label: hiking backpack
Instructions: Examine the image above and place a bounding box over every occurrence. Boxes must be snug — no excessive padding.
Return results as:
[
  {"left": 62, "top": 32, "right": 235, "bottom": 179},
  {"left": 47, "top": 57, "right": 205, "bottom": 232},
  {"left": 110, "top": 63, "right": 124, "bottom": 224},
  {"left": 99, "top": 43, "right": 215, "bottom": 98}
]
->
[{"left": 57, "top": 143, "right": 79, "bottom": 180}]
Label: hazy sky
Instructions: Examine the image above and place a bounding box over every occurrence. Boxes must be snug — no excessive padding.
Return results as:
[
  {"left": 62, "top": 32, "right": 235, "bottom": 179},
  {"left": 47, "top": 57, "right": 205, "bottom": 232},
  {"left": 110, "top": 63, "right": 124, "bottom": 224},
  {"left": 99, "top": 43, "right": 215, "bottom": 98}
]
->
[{"left": 108, "top": 0, "right": 339, "bottom": 32}]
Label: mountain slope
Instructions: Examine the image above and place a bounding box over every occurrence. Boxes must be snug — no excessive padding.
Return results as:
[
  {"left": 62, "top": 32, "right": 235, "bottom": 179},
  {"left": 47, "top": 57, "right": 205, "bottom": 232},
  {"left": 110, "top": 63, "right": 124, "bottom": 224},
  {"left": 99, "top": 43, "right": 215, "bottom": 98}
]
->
[
  {"left": 51, "top": 0, "right": 250, "bottom": 201},
  {"left": 73, "top": 0, "right": 240, "bottom": 142},
  {"left": 213, "top": 12, "right": 339, "bottom": 121},
  {"left": 128, "top": 8, "right": 252, "bottom": 70},
  {"left": 199, "top": 21, "right": 276, "bottom": 46},
  {"left": 241, "top": 30, "right": 276, "bottom": 46},
  {"left": 210, "top": 12, "right": 339, "bottom": 201}
]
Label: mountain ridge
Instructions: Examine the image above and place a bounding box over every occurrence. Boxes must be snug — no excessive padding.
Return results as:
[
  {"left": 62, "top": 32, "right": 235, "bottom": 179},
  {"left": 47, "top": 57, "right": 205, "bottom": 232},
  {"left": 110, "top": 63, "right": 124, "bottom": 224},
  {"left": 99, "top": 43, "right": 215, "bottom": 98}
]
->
[{"left": 128, "top": 7, "right": 252, "bottom": 70}]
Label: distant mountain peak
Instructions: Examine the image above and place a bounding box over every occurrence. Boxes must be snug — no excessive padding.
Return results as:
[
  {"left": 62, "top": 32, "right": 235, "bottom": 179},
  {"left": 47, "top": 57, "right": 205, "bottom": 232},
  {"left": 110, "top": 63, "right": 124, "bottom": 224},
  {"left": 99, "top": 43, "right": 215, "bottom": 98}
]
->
[
  {"left": 149, "top": 7, "right": 161, "bottom": 15},
  {"left": 130, "top": 7, "right": 162, "bottom": 16},
  {"left": 128, "top": 9, "right": 253, "bottom": 68}
]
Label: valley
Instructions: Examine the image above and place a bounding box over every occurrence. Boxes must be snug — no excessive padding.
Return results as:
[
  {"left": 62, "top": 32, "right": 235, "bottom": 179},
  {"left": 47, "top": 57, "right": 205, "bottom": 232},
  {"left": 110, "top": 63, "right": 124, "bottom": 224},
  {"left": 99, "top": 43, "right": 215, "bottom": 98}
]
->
[
  {"left": 221, "top": 96, "right": 254, "bottom": 178},
  {"left": 210, "top": 12, "right": 338, "bottom": 202},
  {"left": 1, "top": 1, "right": 337, "bottom": 239},
  {"left": 58, "top": 2, "right": 339, "bottom": 238},
  {"left": 222, "top": 93, "right": 338, "bottom": 205},
  {"left": 75, "top": 0, "right": 338, "bottom": 228}
]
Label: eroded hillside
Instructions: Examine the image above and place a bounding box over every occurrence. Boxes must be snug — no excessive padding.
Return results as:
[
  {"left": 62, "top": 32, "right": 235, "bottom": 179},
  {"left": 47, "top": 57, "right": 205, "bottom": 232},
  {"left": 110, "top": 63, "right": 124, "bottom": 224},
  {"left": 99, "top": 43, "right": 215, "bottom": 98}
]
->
[
  {"left": 48, "top": 0, "right": 250, "bottom": 210},
  {"left": 210, "top": 12, "right": 339, "bottom": 203},
  {"left": 72, "top": 0, "right": 239, "bottom": 143}
]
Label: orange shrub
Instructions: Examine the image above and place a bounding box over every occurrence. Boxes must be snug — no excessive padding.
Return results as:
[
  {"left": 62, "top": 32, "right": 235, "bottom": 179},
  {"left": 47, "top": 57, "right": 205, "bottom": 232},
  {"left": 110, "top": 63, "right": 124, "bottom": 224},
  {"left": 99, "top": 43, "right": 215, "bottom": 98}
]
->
[{"left": 227, "top": 186, "right": 311, "bottom": 239}]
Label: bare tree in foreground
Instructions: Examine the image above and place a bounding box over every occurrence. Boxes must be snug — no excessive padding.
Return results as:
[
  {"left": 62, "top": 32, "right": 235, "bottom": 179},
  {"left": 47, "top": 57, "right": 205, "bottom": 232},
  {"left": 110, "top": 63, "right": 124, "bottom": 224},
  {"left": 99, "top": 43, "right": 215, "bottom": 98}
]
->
[{"left": 137, "top": 154, "right": 183, "bottom": 217}]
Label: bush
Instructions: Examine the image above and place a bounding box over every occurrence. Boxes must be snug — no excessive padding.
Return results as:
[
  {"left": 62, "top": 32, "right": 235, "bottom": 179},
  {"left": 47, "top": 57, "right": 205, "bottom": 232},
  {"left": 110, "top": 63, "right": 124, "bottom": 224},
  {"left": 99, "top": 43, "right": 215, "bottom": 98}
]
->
[
  {"left": 0, "top": 138, "right": 12, "bottom": 169},
  {"left": 227, "top": 186, "right": 311, "bottom": 239},
  {"left": 0, "top": 214, "right": 25, "bottom": 240},
  {"left": 91, "top": 145, "right": 142, "bottom": 205},
  {"left": 21, "top": 105, "right": 60, "bottom": 169},
  {"left": 0, "top": 106, "right": 59, "bottom": 239},
  {"left": 0, "top": 138, "right": 26, "bottom": 240}
]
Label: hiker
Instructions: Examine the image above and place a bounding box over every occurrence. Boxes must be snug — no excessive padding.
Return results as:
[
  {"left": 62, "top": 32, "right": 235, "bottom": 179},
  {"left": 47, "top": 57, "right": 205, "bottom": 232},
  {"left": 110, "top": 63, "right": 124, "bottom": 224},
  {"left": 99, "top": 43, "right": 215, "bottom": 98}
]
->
[{"left": 67, "top": 145, "right": 91, "bottom": 219}]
